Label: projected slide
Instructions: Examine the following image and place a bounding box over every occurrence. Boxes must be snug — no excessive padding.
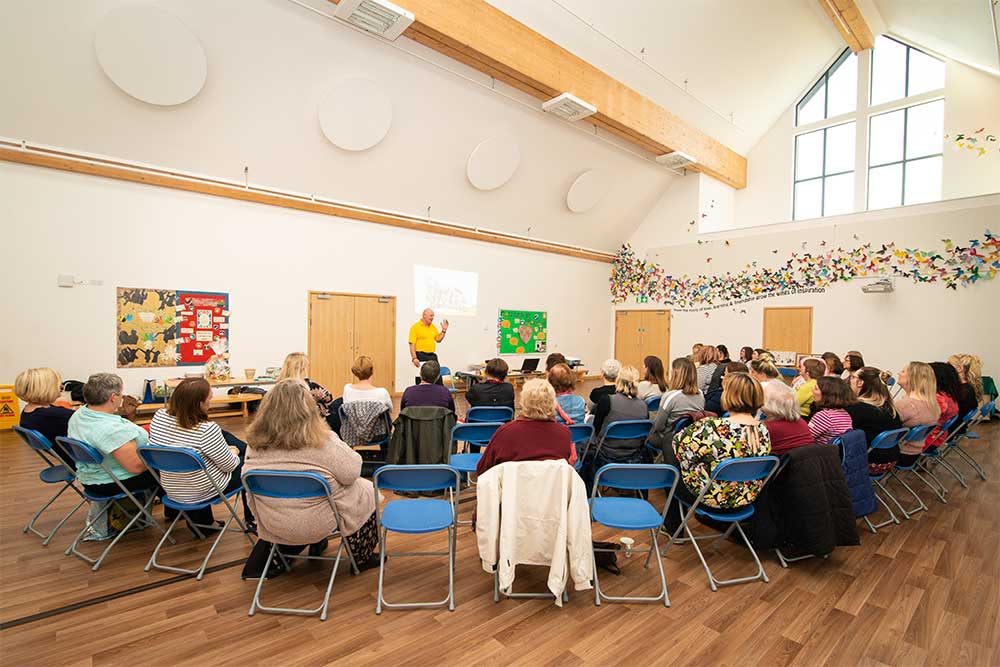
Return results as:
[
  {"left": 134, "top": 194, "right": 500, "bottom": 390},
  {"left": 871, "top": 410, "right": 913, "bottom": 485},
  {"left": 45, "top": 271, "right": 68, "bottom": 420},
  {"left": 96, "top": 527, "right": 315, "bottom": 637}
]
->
[{"left": 413, "top": 265, "right": 479, "bottom": 316}]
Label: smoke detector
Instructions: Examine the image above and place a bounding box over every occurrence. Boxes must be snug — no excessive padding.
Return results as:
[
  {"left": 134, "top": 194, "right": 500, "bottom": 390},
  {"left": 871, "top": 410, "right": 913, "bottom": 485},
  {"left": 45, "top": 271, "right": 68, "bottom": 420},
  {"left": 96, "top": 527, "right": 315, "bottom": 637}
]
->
[
  {"left": 655, "top": 151, "right": 697, "bottom": 171},
  {"left": 542, "top": 93, "right": 597, "bottom": 122},
  {"left": 334, "top": 0, "right": 414, "bottom": 40},
  {"left": 861, "top": 278, "right": 894, "bottom": 294}
]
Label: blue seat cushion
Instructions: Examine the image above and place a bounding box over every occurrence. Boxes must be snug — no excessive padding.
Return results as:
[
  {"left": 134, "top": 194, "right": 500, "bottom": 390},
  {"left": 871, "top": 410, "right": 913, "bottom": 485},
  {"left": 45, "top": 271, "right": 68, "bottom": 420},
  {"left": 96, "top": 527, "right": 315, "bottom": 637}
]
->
[
  {"left": 680, "top": 499, "right": 755, "bottom": 522},
  {"left": 449, "top": 453, "right": 482, "bottom": 473},
  {"left": 965, "top": 432, "right": 980, "bottom": 439},
  {"left": 162, "top": 486, "right": 241, "bottom": 512},
  {"left": 591, "top": 497, "right": 662, "bottom": 530},
  {"left": 83, "top": 487, "right": 152, "bottom": 502},
  {"left": 381, "top": 499, "right": 454, "bottom": 533},
  {"left": 39, "top": 465, "right": 74, "bottom": 484}
]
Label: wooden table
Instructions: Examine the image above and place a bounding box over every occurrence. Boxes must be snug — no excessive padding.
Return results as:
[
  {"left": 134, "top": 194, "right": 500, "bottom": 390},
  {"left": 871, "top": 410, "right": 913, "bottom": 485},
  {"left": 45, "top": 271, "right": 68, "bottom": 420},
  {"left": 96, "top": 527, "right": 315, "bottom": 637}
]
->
[{"left": 134, "top": 393, "right": 264, "bottom": 425}]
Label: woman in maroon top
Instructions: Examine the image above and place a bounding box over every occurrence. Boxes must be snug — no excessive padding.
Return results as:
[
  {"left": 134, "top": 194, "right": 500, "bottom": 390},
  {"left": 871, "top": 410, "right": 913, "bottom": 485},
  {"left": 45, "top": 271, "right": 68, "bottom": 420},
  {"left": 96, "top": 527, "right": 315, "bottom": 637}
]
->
[
  {"left": 760, "top": 381, "right": 813, "bottom": 455},
  {"left": 476, "top": 379, "right": 575, "bottom": 476}
]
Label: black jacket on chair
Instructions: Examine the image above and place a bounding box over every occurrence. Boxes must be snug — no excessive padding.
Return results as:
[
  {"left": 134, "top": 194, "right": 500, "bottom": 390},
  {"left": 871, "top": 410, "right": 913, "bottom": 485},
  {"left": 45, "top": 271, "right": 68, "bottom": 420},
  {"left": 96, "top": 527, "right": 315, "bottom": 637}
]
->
[
  {"left": 387, "top": 406, "right": 457, "bottom": 465},
  {"left": 465, "top": 381, "right": 515, "bottom": 409},
  {"left": 740, "top": 444, "right": 859, "bottom": 556}
]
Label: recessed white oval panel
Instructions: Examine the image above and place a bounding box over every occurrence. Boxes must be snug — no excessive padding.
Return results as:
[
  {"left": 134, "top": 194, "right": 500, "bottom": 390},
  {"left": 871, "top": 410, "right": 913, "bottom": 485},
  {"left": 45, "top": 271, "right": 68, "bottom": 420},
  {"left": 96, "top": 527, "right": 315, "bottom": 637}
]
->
[
  {"left": 466, "top": 137, "right": 521, "bottom": 190},
  {"left": 95, "top": 4, "right": 207, "bottom": 106},
  {"left": 318, "top": 78, "right": 393, "bottom": 152},
  {"left": 566, "top": 169, "right": 610, "bottom": 213}
]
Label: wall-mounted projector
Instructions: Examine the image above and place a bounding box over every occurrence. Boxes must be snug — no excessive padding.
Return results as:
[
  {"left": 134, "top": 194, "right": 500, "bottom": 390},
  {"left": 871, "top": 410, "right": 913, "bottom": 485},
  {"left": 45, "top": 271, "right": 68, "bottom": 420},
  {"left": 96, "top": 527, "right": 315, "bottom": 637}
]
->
[{"left": 861, "top": 278, "right": 894, "bottom": 294}]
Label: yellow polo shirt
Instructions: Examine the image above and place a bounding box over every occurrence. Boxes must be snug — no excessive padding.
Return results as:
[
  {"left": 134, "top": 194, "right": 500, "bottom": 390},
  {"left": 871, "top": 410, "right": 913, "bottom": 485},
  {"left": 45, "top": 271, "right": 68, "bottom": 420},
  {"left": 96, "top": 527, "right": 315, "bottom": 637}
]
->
[{"left": 408, "top": 321, "right": 439, "bottom": 354}]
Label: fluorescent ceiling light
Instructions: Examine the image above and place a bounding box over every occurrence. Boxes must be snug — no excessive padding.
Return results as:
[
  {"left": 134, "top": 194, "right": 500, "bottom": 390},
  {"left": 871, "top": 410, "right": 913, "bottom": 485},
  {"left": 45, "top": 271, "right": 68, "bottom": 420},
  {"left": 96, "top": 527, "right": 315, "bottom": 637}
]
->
[
  {"left": 655, "top": 151, "right": 697, "bottom": 170},
  {"left": 335, "top": 0, "right": 414, "bottom": 41},
  {"left": 541, "top": 92, "right": 597, "bottom": 121}
]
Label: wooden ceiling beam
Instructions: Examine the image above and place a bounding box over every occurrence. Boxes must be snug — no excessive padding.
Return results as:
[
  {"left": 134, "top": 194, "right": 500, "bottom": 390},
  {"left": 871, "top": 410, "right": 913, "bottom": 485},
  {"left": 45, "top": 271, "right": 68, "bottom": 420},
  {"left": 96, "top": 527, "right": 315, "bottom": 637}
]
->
[
  {"left": 330, "top": 0, "right": 747, "bottom": 189},
  {"left": 819, "top": 0, "right": 875, "bottom": 52}
]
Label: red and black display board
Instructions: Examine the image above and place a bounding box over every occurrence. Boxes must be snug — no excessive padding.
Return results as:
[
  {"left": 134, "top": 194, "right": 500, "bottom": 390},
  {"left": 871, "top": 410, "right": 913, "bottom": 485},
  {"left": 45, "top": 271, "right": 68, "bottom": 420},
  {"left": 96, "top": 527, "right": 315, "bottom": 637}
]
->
[{"left": 175, "top": 291, "right": 229, "bottom": 366}]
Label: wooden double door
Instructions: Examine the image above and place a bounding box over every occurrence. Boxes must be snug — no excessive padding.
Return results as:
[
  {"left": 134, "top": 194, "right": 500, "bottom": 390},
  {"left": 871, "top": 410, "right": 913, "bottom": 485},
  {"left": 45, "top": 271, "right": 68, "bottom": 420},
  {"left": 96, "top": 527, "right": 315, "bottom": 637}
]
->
[
  {"left": 614, "top": 310, "right": 670, "bottom": 372},
  {"left": 308, "top": 292, "right": 396, "bottom": 394}
]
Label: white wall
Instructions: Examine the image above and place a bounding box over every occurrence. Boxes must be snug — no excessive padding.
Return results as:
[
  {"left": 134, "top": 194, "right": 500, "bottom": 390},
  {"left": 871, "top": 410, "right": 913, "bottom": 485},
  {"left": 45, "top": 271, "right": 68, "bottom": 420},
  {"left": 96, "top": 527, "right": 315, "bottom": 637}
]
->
[
  {"left": 0, "top": 0, "right": 672, "bottom": 252},
  {"left": 618, "top": 195, "right": 1000, "bottom": 376},
  {"left": 0, "top": 163, "right": 613, "bottom": 394}
]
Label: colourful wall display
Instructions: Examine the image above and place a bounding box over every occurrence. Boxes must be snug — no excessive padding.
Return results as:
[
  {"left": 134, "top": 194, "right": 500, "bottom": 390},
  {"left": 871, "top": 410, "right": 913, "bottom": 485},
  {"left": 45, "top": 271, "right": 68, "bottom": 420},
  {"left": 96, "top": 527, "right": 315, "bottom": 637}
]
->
[
  {"left": 116, "top": 287, "right": 229, "bottom": 368},
  {"left": 497, "top": 309, "right": 548, "bottom": 354},
  {"left": 610, "top": 230, "right": 999, "bottom": 309}
]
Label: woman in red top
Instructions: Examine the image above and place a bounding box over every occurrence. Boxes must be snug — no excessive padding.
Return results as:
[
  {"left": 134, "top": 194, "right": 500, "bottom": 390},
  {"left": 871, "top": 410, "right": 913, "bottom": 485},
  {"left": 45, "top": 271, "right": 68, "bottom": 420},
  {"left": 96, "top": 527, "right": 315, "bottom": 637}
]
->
[
  {"left": 926, "top": 362, "right": 960, "bottom": 450},
  {"left": 476, "top": 379, "right": 575, "bottom": 476}
]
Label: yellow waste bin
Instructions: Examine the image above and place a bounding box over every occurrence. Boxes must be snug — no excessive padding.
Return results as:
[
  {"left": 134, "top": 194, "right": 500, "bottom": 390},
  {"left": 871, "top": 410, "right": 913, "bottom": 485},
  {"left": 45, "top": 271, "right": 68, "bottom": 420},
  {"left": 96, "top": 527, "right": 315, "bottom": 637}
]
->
[{"left": 0, "top": 385, "right": 19, "bottom": 430}]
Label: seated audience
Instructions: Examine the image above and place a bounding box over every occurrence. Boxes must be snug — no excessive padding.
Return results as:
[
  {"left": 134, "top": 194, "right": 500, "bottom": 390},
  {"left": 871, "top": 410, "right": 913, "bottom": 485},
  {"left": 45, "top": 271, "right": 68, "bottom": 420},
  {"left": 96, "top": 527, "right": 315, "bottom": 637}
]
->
[
  {"left": 739, "top": 346, "right": 754, "bottom": 363},
  {"left": 465, "top": 358, "right": 515, "bottom": 409},
  {"left": 948, "top": 354, "right": 980, "bottom": 419},
  {"left": 67, "top": 373, "right": 158, "bottom": 496},
  {"left": 149, "top": 377, "right": 253, "bottom": 530},
  {"left": 716, "top": 344, "right": 731, "bottom": 363},
  {"left": 749, "top": 358, "right": 780, "bottom": 388},
  {"left": 475, "top": 379, "right": 574, "bottom": 476},
  {"left": 705, "top": 362, "right": 748, "bottom": 414},
  {"left": 15, "top": 367, "right": 76, "bottom": 466},
  {"left": 548, "top": 363, "right": 585, "bottom": 424},
  {"left": 646, "top": 357, "right": 705, "bottom": 452},
  {"left": 400, "top": 360, "right": 455, "bottom": 412},
  {"left": 694, "top": 345, "right": 720, "bottom": 393},
  {"left": 754, "top": 348, "right": 769, "bottom": 360},
  {"left": 808, "top": 377, "right": 854, "bottom": 446},
  {"left": 637, "top": 355, "right": 667, "bottom": 401},
  {"left": 279, "top": 352, "right": 336, "bottom": 426},
  {"left": 842, "top": 353, "right": 865, "bottom": 379},
  {"left": 926, "top": 362, "right": 960, "bottom": 448},
  {"left": 821, "top": 352, "right": 844, "bottom": 377},
  {"left": 894, "top": 361, "right": 941, "bottom": 466},
  {"left": 691, "top": 343, "right": 704, "bottom": 359},
  {"left": 761, "top": 382, "right": 813, "bottom": 454},
  {"left": 544, "top": 352, "right": 567, "bottom": 371},
  {"left": 795, "top": 358, "right": 826, "bottom": 417},
  {"left": 588, "top": 358, "right": 621, "bottom": 408},
  {"left": 342, "top": 355, "right": 392, "bottom": 410},
  {"left": 663, "top": 373, "right": 771, "bottom": 532},
  {"left": 845, "top": 366, "right": 902, "bottom": 472},
  {"left": 591, "top": 365, "right": 648, "bottom": 438},
  {"left": 245, "top": 379, "right": 379, "bottom": 568}
]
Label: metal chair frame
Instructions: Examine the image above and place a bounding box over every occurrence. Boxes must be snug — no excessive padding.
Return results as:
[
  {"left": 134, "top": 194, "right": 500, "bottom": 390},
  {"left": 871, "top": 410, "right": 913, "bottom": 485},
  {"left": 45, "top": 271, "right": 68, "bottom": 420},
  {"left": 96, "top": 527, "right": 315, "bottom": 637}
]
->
[
  {"left": 938, "top": 402, "right": 992, "bottom": 481},
  {"left": 242, "top": 470, "right": 360, "bottom": 621},
  {"left": 13, "top": 427, "right": 87, "bottom": 546},
  {"left": 591, "top": 464, "right": 679, "bottom": 607},
  {"left": 138, "top": 445, "right": 255, "bottom": 580},
  {"left": 373, "top": 465, "right": 461, "bottom": 614},
  {"left": 581, "top": 419, "right": 655, "bottom": 464},
  {"left": 466, "top": 406, "right": 514, "bottom": 424},
  {"left": 915, "top": 415, "right": 966, "bottom": 493},
  {"left": 56, "top": 436, "right": 171, "bottom": 571},
  {"left": 862, "top": 428, "right": 909, "bottom": 533},
  {"left": 448, "top": 422, "right": 504, "bottom": 525},
  {"left": 662, "top": 456, "right": 781, "bottom": 591},
  {"left": 883, "top": 425, "right": 937, "bottom": 516}
]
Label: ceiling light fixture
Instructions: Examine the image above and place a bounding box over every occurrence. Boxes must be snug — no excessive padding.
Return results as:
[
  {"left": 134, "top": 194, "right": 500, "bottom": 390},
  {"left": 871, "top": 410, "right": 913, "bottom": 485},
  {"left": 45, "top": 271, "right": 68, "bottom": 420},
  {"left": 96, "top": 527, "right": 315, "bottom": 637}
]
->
[
  {"left": 541, "top": 92, "right": 597, "bottom": 122},
  {"left": 655, "top": 151, "right": 697, "bottom": 171},
  {"left": 334, "top": 0, "right": 414, "bottom": 41}
]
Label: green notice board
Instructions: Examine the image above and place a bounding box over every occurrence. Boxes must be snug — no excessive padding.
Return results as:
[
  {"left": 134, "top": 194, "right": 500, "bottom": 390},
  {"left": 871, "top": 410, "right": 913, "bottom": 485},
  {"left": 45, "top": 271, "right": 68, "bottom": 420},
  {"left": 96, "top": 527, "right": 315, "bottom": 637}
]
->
[{"left": 497, "top": 309, "right": 548, "bottom": 355}]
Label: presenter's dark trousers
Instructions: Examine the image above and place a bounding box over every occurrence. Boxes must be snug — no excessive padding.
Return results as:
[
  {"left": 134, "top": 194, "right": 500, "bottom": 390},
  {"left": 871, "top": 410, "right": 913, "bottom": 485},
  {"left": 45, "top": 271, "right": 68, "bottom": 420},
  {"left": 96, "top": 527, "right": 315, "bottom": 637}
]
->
[{"left": 415, "top": 351, "right": 442, "bottom": 385}]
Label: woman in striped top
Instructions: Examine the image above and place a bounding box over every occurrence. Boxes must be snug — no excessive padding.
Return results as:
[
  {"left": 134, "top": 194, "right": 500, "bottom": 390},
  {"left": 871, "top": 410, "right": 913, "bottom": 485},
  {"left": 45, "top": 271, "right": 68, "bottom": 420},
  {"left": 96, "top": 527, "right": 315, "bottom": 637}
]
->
[
  {"left": 149, "top": 378, "right": 254, "bottom": 531},
  {"left": 808, "top": 376, "right": 855, "bottom": 446}
]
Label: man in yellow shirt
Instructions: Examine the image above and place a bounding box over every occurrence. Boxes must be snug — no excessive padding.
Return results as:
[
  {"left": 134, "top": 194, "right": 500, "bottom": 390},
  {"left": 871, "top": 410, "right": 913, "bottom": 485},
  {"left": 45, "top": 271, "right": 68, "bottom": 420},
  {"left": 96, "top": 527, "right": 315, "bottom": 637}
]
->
[{"left": 409, "top": 308, "right": 449, "bottom": 368}]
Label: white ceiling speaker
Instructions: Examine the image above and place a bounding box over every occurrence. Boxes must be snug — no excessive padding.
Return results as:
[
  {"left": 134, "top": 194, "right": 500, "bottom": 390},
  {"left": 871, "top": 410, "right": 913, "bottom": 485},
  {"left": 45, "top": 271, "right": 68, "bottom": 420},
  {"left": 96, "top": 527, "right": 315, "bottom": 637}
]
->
[
  {"left": 467, "top": 137, "right": 521, "bottom": 191},
  {"left": 334, "top": 0, "right": 414, "bottom": 41},
  {"left": 94, "top": 4, "right": 207, "bottom": 106},
  {"left": 318, "top": 78, "right": 393, "bottom": 151},
  {"left": 542, "top": 93, "right": 597, "bottom": 122},
  {"left": 655, "top": 151, "right": 697, "bottom": 171},
  {"left": 566, "top": 169, "right": 610, "bottom": 213}
]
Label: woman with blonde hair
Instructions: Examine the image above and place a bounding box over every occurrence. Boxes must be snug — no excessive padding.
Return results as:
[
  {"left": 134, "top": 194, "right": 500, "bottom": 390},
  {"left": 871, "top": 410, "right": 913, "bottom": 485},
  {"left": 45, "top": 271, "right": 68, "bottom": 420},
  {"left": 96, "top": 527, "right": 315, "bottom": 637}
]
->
[
  {"left": 585, "top": 365, "right": 651, "bottom": 493},
  {"left": 244, "top": 379, "right": 380, "bottom": 568},
  {"left": 475, "top": 378, "right": 575, "bottom": 475},
  {"left": 342, "top": 355, "right": 392, "bottom": 409},
  {"left": 749, "top": 358, "right": 780, "bottom": 387},
  {"left": 949, "top": 354, "right": 983, "bottom": 412},
  {"left": 279, "top": 352, "right": 336, "bottom": 426},
  {"left": 647, "top": 357, "right": 705, "bottom": 453},
  {"left": 15, "top": 367, "right": 75, "bottom": 466},
  {"left": 894, "top": 362, "right": 941, "bottom": 466}
]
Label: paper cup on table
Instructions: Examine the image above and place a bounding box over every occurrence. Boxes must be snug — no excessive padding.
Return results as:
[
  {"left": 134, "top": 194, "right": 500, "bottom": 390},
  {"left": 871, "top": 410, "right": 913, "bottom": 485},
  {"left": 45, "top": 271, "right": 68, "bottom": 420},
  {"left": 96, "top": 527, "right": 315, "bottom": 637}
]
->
[{"left": 245, "top": 368, "right": 255, "bottom": 380}]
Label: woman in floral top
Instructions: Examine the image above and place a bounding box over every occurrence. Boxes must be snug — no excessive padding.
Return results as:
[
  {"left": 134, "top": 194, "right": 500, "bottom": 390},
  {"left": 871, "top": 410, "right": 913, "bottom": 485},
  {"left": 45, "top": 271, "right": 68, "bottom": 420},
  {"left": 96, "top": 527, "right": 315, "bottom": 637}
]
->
[
  {"left": 278, "top": 353, "right": 336, "bottom": 425},
  {"left": 663, "top": 372, "right": 771, "bottom": 531}
]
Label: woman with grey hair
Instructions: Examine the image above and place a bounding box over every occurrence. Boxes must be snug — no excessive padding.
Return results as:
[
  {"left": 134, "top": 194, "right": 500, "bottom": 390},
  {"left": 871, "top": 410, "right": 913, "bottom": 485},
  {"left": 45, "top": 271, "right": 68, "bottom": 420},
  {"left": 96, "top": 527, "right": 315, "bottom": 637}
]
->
[
  {"left": 67, "top": 373, "right": 158, "bottom": 496},
  {"left": 760, "top": 381, "right": 813, "bottom": 455},
  {"left": 588, "top": 358, "right": 621, "bottom": 408}
]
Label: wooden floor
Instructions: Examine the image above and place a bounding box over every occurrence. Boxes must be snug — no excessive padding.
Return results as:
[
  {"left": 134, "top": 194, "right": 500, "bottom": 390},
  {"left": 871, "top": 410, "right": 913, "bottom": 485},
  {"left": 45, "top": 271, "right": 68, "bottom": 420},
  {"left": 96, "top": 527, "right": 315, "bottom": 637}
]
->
[{"left": 1, "top": 412, "right": 997, "bottom": 666}]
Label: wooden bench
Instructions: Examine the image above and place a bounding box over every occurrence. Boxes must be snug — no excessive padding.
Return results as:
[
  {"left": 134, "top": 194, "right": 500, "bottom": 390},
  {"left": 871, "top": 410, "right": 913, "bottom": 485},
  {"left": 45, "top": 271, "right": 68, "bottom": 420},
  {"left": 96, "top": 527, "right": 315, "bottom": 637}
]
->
[{"left": 134, "top": 393, "right": 263, "bottom": 424}]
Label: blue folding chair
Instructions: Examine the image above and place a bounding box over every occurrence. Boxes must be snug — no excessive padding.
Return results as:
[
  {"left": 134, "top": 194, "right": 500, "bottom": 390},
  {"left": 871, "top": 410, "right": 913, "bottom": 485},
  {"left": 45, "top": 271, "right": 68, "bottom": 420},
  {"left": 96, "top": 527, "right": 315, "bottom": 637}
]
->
[
  {"left": 582, "top": 419, "right": 655, "bottom": 462},
  {"left": 884, "top": 424, "right": 937, "bottom": 516},
  {"left": 591, "top": 464, "right": 679, "bottom": 607},
  {"left": 864, "top": 428, "right": 909, "bottom": 532},
  {"left": 569, "top": 423, "right": 594, "bottom": 471},
  {"left": 449, "top": 422, "right": 504, "bottom": 525},
  {"left": 439, "top": 366, "right": 458, "bottom": 394},
  {"left": 466, "top": 406, "right": 514, "bottom": 424},
  {"left": 645, "top": 396, "right": 661, "bottom": 412},
  {"left": 137, "top": 445, "right": 254, "bottom": 579},
  {"left": 373, "top": 465, "right": 461, "bottom": 614},
  {"left": 663, "top": 456, "right": 781, "bottom": 591},
  {"left": 242, "top": 470, "right": 360, "bottom": 621},
  {"left": 13, "top": 427, "right": 87, "bottom": 545},
  {"left": 939, "top": 404, "right": 991, "bottom": 481},
  {"left": 56, "top": 436, "right": 170, "bottom": 571},
  {"left": 915, "top": 415, "right": 963, "bottom": 496}
]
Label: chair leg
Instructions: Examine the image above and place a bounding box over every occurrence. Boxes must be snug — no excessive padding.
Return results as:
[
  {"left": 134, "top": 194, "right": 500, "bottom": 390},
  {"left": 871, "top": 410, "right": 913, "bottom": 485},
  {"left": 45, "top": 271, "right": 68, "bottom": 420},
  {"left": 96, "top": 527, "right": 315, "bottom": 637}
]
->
[
  {"left": 24, "top": 483, "right": 73, "bottom": 539},
  {"left": 865, "top": 491, "right": 900, "bottom": 532},
  {"left": 376, "top": 526, "right": 387, "bottom": 615},
  {"left": 874, "top": 478, "right": 911, "bottom": 519},
  {"left": 888, "top": 471, "right": 928, "bottom": 516},
  {"left": 650, "top": 529, "right": 669, "bottom": 607},
  {"left": 682, "top": 514, "right": 717, "bottom": 592},
  {"left": 952, "top": 446, "right": 987, "bottom": 481},
  {"left": 592, "top": 548, "right": 602, "bottom": 606},
  {"left": 248, "top": 541, "right": 278, "bottom": 617},
  {"left": 909, "top": 468, "right": 947, "bottom": 504},
  {"left": 448, "top": 525, "right": 456, "bottom": 612},
  {"left": 145, "top": 511, "right": 185, "bottom": 573},
  {"left": 65, "top": 499, "right": 115, "bottom": 563},
  {"left": 915, "top": 462, "right": 949, "bottom": 500},
  {"left": 933, "top": 455, "right": 968, "bottom": 488}
]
